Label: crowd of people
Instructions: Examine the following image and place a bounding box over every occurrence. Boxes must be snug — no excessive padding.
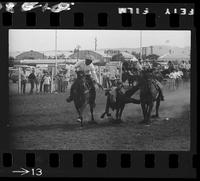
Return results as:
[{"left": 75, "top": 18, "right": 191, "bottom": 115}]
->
[
  {"left": 123, "top": 59, "right": 190, "bottom": 72},
  {"left": 100, "top": 68, "right": 121, "bottom": 88},
  {"left": 122, "top": 59, "right": 190, "bottom": 77},
  {"left": 20, "top": 68, "right": 70, "bottom": 94},
  {"left": 16, "top": 59, "right": 190, "bottom": 95}
]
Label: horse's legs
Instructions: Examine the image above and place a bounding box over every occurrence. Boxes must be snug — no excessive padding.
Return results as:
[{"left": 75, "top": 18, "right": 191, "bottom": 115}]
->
[
  {"left": 101, "top": 112, "right": 106, "bottom": 119},
  {"left": 152, "top": 99, "right": 160, "bottom": 118},
  {"left": 155, "top": 99, "right": 160, "bottom": 117},
  {"left": 79, "top": 104, "right": 87, "bottom": 126},
  {"left": 101, "top": 95, "right": 111, "bottom": 118},
  {"left": 119, "top": 104, "right": 125, "bottom": 121},
  {"left": 90, "top": 104, "right": 95, "bottom": 121},
  {"left": 76, "top": 107, "right": 83, "bottom": 126},
  {"left": 147, "top": 102, "right": 154, "bottom": 123},
  {"left": 115, "top": 106, "right": 120, "bottom": 120},
  {"left": 141, "top": 103, "right": 147, "bottom": 122}
]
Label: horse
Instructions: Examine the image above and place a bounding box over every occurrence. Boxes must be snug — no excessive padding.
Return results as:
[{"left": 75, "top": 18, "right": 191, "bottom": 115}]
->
[
  {"left": 71, "top": 71, "right": 96, "bottom": 126},
  {"left": 101, "top": 84, "right": 140, "bottom": 121},
  {"left": 138, "top": 70, "right": 162, "bottom": 124}
]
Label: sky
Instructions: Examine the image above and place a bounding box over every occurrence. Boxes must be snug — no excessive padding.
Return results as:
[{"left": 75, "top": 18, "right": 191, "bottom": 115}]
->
[{"left": 9, "top": 30, "right": 191, "bottom": 52}]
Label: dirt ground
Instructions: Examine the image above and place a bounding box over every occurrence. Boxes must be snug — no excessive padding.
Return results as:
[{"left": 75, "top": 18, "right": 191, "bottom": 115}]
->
[{"left": 9, "top": 81, "right": 190, "bottom": 150}]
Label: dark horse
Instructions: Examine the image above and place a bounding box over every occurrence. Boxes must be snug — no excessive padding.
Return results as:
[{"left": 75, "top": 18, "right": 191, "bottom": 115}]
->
[
  {"left": 71, "top": 71, "right": 96, "bottom": 126},
  {"left": 101, "top": 84, "right": 140, "bottom": 121},
  {"left": 138, "top": 70, "right": 162, "bottom": 124}
]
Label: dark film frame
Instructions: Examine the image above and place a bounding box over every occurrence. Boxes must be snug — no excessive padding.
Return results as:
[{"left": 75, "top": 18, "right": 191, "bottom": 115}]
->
[{"left": 0, "top": 2, "right": 198, "bottom": 178}]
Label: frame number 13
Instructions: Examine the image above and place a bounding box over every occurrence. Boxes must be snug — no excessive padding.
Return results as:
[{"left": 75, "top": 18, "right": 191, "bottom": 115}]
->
[{"left": 31, "top": 168, "right": 43, "bottom": 176}]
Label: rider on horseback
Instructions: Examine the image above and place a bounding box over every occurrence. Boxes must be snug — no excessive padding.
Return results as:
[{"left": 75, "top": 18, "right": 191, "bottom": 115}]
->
[
  {"left": 66, "top": 55, "right": 100, "bottom": 106},
  {"left": 138, "top": 59, "right": 165, "bottom": 101}
]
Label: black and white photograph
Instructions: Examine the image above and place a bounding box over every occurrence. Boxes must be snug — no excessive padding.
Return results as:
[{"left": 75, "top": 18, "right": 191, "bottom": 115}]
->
[{"left": 9, "top": 30, "right": 191, "bottom": 150}]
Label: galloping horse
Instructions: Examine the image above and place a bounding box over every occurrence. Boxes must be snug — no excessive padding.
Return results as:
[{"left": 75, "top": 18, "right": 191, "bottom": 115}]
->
[
  {"left": 71, "top": 71, "right": 95, "bottom": 126},
  {"left": 139, "top": 70, "right": 162, "bottom": 124}
]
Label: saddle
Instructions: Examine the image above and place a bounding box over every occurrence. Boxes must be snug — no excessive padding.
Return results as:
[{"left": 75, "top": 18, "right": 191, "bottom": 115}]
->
[{"left": 151, "top": 79, "right": 160, "bottom": 90}]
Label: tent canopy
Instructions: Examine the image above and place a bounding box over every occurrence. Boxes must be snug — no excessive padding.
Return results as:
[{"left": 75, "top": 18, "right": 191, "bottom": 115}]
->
[
  {"left": 112, "top": 52, "right": 138, "bottom": 62},
  {"left": 158, "top": 53, "right": 190, "bottom": 62}
]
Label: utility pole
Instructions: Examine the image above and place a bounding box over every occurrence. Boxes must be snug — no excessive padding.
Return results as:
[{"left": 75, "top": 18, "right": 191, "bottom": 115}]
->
[
  {"left": 95, "top": 37, "right": 97, "bottom": 51},
  {"left": 140, "top": 31, "right": 142, "bottom": 60},
  {"left": 55, "top": 29, "right": 58, "bottom": 75},
  {"left": 150, "top": 45, "right": 153, "bottom": 55},
  {"left": 76, "top": 45, "right": 81, "bottom": 62}
]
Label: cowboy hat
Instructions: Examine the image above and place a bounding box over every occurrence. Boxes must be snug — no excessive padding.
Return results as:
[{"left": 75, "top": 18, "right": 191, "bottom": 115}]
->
[{"left": 85, "top": 55, "right": 94, "bottom": 61}]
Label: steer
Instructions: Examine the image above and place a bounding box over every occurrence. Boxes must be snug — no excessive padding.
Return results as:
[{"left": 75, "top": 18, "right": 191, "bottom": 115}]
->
[{"left": 101, "top": 83, "right": 140, "bottom": 121}]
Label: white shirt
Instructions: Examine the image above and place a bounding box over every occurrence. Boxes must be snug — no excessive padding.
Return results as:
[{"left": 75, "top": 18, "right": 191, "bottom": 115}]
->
[
  {"left": 44, "top": 76, "right": 51, "bottom": 85},
  {"left": 21, "top": 71, "right": 27, "bottom": 81},
  {"left": 74, "top": 60, "right": 99, "bottom": 83},
  {"left": 135, "top": 62, "right": 143, "bottom": 70}
]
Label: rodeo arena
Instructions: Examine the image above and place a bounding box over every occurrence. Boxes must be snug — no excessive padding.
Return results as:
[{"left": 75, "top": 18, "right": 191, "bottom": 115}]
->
[{"left": 8, "top": 32, "right": 191, "bottom": 150}]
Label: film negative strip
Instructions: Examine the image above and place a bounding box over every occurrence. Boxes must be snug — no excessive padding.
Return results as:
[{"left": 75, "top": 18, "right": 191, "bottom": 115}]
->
[{"left": 0, "top": 1, "right": 199, "bottom": 178}]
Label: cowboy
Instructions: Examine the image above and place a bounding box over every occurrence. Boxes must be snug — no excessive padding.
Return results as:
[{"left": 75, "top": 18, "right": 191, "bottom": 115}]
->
[
  {"left": 28, "top": 68, "right": 36, "bottom": 94},
  {"left": 140, "top": 62, "right": 165, "bottom": 101},
  {"left": 66, "top": 55, "right": 100, "bottom": 104}
]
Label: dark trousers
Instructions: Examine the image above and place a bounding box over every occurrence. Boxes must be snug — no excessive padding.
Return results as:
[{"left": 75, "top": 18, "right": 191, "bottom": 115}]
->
[
  {"left": 63, "top": 81, "right": 68, "bottom": 92},
  {"left": 103, "top": 77, "right": 111, "bottom": 88},
  {"left": 30, "top": 81, "right": 34, "bottom": 94},
  {"left": 44, "top": 84, "right": 49, "bottom": 93},
  {"left": 40, "top": 81, "right": 44, "bottom": 92},
  {"left": 110, "top": 79, "right": 115, "bottom": 86},
  {"left": 58, "top": 79, "right": 62, "bottom": 92},
  {"left": 21, "top": 80, "right": 26, "bottom": 94}
]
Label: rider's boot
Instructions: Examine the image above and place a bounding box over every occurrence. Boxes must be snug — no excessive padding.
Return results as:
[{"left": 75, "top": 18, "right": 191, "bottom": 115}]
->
[
  {"left": 66, "top": 90, "right": 73, "bottom": 102},
  {"left": 66, "top": 83, "right": 75, "bottom": 102}
]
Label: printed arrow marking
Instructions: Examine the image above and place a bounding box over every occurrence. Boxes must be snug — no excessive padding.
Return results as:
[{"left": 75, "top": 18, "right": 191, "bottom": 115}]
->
[{"left": 12, "top": 168, "right": 30, "bottom": 176}]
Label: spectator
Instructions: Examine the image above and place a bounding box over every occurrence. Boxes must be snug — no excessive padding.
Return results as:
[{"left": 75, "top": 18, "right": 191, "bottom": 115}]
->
[
  {"left": 109, "top": 72, "right": 116, "bottom": 87},
  {"left": 43, "top": 73, "right": 51, "bottom": 93},
  {"left": 40, "top": 71, "right": 45, "bottom": 93},
  {"left": 57, "top": 73, "right": 62, "bottom": 93},
  {"left": 143, "top": 61, "right": 152, "bottom": 70},
  {"left": 35, "top": 72, "right": 40, "bottom": 94},
  {"left": 61, "top": 73, "right": 65, "bottom": 92},
  {"left": 28, "top": 69, "right": 36, "bottom": 94},
  {"left": 135, "top": 61, "right": 143, "bottom": 71},
  {"left": 21, "top": 68, "right": 27, "bottom": 94},
  {"left": 185, "top": 61, "right": 190, "bottom": 70},
  {"left": 102, "top": 69, "right": 110, "bottom": 88},
  {"left": 63, "top": 70, "right": 70, "bottom": 92},
  {"left": 167, "top": 61, "right": 175, "bottom": 72}
]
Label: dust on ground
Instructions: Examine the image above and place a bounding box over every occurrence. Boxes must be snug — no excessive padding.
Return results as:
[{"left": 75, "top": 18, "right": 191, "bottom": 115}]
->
[{"left": 9, "top": 82, "right": 190, "bottom": 150}]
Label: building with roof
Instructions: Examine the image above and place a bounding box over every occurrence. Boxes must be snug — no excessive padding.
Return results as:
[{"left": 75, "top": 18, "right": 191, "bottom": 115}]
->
[
  {"left": 158, "top": 53, "right": 190, "bottom": 62},
  {"left": 111, "top": 52, "right": 138, "bottom": 62},
  {"left": 68, "top": 50, "right": 112, "bottom": 64},
  {"left": 16, "top": 50, "right": 47, "bottom": 60},
  {"left": 43, "top": 50, "right": 73, "bottom": 59}
]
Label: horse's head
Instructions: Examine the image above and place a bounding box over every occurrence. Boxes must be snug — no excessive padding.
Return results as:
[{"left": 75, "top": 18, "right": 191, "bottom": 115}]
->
[
  {"left": 140, "top": 69, "right": 153, "bottom": 80},
  {"left": 138, "top": 70, "right": 153, "bottom": 90}
]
